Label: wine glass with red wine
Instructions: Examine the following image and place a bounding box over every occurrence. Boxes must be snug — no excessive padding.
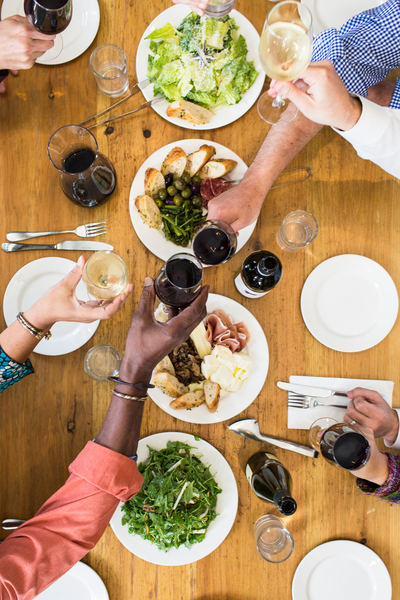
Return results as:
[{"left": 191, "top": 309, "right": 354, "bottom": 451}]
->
[
  {"left": 192, "top": 220, "right": 237, "bottom": 266},
  {"left": 309, "top": 418, "right": 371, "bottom": 471},
  {"left": 155, "top": 253, "right": 203, "bottom": 308},
  {"left": 24, "top": 0, "right": 72, "bottom": 61}
]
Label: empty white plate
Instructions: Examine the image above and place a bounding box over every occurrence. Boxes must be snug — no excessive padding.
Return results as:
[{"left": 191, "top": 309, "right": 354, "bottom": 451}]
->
[
  {"left": 3, "top": 257, "right": 99, "bottom": 356},
  {"left": 300, "top": 255, "right": 398, "bottom": 352},
  {"left": 36, "top": 562, "right": 109, "bottom": 599},
  {"left": 292, "top": 540, "right": 391, "bottom": 600}
]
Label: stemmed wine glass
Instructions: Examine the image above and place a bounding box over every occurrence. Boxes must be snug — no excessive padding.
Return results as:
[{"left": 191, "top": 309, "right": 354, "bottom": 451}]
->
[
  {"left": 82, "top": 251, "right": 128, "bottom": 301},
  {"left": 309, "top": 418, "right": 371, "bottom": 471},
  {"left": 155, "top": 253, "right": 203, "bottom": 308},
  {"left": 192, "top": 220, "right": 237, "bottom": 266},
  {"left": 258, "top": 0, "right": 313, "bottom": 125},
  {"left": 24, "top": 0, "right": 73, "bottom": 62}
]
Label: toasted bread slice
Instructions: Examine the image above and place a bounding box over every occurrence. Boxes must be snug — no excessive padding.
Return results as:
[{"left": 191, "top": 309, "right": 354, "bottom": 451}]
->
[
  {"left": 170, "top": 390, "right": 205, "bottom": 409},
  {"left": 144, "top": 168, "right": 165, "bottom": 199},
  {"left": 161, "top": 147, "right": 187, "bottom": 179},
  {"left": 166, "top": 100, "right": 215, "bottom": 125},
  {"left": 185, "top": 145, "right": 216, "bottom": 177},
  {"left": 204, "top": 380, "right": 220, "bottom": 413},
  {"left": 153, "top": 372, "right": 188, "bottom": 397},
  {"left": 155, "top": 355, "right": 176, "bottom": 377},
  {"left": 198, "top": 158, "right": 238, "bottom": 180},
  {"left": 135, "top": 194, "right": 162, "bottom": 230}
]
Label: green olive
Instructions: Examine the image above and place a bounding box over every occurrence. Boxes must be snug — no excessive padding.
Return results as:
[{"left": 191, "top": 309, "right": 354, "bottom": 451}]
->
[
  {"left": 174, "top": 178, "right": 186, "bottom": 191},
  {"left": 167, "top": 185, "right": 178, "bottom": 197},
  {"left": 183, "top": 199, "right": 192, "bottom": 208},
  {"left": 181, "top": 171, "right": 192, "bottom": 184},
  {"left": 158, "top": 188, "right": 167, "bottom": 201},
  {"left": 192, "top": 175, "right": 201, "bottom": 184},
  {"left": 192, "top": 196, "right": 203, "bottom": 208},
  {"left": 181, "top": 187, "right": 192, "bottom": 199},
  {"left": 173, "top": 195, "right": 184, "bottom": 206},
  {"left": 155, "top": 198, "right": 164, "bottom": 209}
]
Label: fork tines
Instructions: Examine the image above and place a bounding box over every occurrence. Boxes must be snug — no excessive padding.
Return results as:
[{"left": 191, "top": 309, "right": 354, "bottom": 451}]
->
[{"left": 85, "top": 222, "right": 107, "bottom": 237}]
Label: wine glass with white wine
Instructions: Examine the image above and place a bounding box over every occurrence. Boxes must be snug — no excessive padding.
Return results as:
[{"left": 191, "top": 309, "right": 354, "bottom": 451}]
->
[
  {"left": 82, "top": 251, "right": 128, "bottom": 301},
  {"left": 258, "top": 0, "right": 313, "bottom": 125}
]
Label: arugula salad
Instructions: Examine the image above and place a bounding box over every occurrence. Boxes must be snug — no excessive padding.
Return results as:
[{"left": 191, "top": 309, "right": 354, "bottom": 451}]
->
[
  {"left": 146, "top": 12, "right": 258, "bottom": 109},
  {"left": 121, "top": 441, "right": 222, "bottom": 551}
]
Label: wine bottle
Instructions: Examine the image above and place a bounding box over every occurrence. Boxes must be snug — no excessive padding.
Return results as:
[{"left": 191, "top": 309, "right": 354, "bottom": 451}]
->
[
  {"left": 245, "top": 452, "right": 297, "bottom": 516},
  {"left": 235, "top": 250, "right": 282, "bottom": 298}
]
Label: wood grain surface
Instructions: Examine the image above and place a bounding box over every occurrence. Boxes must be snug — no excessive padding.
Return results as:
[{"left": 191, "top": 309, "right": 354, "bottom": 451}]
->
[{"left": 0, "top": 0, "right": 399, "bottom": 598}]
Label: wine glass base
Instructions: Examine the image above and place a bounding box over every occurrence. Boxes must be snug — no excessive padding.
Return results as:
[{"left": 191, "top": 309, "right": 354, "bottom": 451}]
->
[
  {"left": 257, "top": 91, "right": 298, "bottom": 125},
  {"left": 39, "top": 35, "right": 64, "bottom": 62}
]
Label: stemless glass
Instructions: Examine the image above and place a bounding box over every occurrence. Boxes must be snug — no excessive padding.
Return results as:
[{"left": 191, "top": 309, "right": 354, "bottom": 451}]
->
[
  {"left": 276, "top": 210, "right": 318, "bottom": 252},
  {"left": 90, "top": 44, "right": 129, "bottom": 98},
  {"left": 82, "top": 251, "right": 128, "bottom": 301},
  {"left": 204, "top": 0, "right": 236, "bottom": 18},
  {"left": 155, "top": 253, "right": 203, "bottom": 308},
  {"left": 254, "top": 515, "right": 294, "bottom": 563},
  {"left": 192, "top": 220, "right": 237, "bottom": 266},
  {"left": 24, "top": 0, "right": 72, "bottom": 62},
  {"left": 48, "top": 125, "right": 116, "bottom": 207},
  {"left": 258, "top": 1, "right": 313, "bottom": 125},
  {"left": 309, "top": 418, "right": 371, "bottom": 471},
  {"left": 84, "top": 345, "right": 121, "bottom": 382}
]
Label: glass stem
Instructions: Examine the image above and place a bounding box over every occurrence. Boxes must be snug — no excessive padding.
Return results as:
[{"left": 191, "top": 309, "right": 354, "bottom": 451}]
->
[{"left": 272, "top": 92, "right": 285, "bottom": 109}]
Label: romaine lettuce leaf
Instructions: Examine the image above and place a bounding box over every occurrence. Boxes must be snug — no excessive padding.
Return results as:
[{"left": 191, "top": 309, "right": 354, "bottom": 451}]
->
[
  {"left": 146, "top": 23, "right": 180, "bottom": 44},
  {"left": 202, "top": 18, "right": 230, "bottom": 50},
  {"left": 186, "top": 90, "right": 216, "bottom": 108},
  {"left": 158, "top": 59, "right": 185, "bottom": 84}
]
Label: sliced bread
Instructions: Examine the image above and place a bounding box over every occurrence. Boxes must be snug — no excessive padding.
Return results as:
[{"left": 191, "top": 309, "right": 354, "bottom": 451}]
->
[
  {"left": 170, "top": 390, "right": 205, "bottom": 409},
  {"left": 204, "top": 380, "right": 220, "bottom": 413},
  {"left": 161, "top": 147, "right": 187, "bottom": 179},
  {"left": 135, "top": 194, "right": 162, "bottom": 230},
  {"left": 185, "top": 145, "right": 216, "bottom": 177},
  {"left": 153, "top": 372, "right": 188, "bottom": 397},
  {"left": 144, "top": 168, "right": 165, "bottom": 199},
  {"left": 166, "top": 100, "right": 215, "bottom": 125},
  {"left": 155, "top": 355, "right": 176, "bottom": 377},
  {"left": 198, "top": 158, "right": 238, "bottom": 180}
]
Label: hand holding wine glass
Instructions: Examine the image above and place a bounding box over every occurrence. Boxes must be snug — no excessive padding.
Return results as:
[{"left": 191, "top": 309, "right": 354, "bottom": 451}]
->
[{"left": 24, "top": 0, "right": 72, "bottom": 62}]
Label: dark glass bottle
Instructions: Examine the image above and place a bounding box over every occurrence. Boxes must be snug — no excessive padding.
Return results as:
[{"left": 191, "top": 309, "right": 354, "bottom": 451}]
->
[
  {"left": 235, "top": 251, "right": 283, "bottom": 298},
  {"left": 245, "top": 452, "right": 297, "bottom": 516}
]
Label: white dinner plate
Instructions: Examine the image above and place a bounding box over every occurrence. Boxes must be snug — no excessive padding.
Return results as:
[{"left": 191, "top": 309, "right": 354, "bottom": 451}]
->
[
  {"left": 301, "top": 0, "right": 386, "bottom": 36},
  {"left": 300, "top": 255, "right": 398, "bottom": 353},
  {"left": 35, "top": 561, "right": 109, "bottom": 599},
  {"left": 3, "top": 257, "right": 99, "bottom": 356},
  {"left": 292, "top": 541, "right": 392, "bottom": 600},
  {"left": 1, "top": 0, "right": 100, "bottom": 66},
  {"left": 149, "top": 293, "right": 269, "bottom": 424},
  {"left": 110, "top": 431, "right": 238, "bottom": 566},
  {"left": 136, "top": 5, "right": 265, "bottom": 130},
  {"left": 129, "top": 139, "right": 256, "bottom": 262}
]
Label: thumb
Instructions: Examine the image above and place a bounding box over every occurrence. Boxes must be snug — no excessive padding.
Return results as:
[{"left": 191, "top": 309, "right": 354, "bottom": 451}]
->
[
  {"left": 62, "top": 255, "right": 85, "bottom": 291},
  {"left": 134, "top": 276, "right": 155, "bottom": 321}
]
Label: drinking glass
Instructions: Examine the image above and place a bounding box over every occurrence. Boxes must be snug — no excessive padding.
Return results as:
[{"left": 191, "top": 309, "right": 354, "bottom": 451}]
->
[
  {"left": 192, "top": 220, "right": 237, "bottom": 266},
  {"left": 204, "top": 0, "right": 236, "bottom": 18},
  {"left": 90, "top": 44, "right": 129, "bottom": 98},
  {"left": 258, "top": 1, "right": 313, "bottom": 124},
  {"left": 82, "top": 251, "right": 128, "bottom": 301},
  {"left": 309, "top": 418, "right": 371, "bottom": 471},
  {"left": 24, "top": 0, "right": 72, "bottom": 62},
  {"left": 84, "top": 345, "right": 121, "bottom": 382},
  {"left": 254, "top": 515, "right": 294, "bottom": 563},
  {"left": 48, "top": 125, "right": 116, "bottom": 207},
  {"left": 276, "top": 210, "right": 318, "bottom": 252},
  {"left": 155, "top": 253, "right": 203, "bottom": 308}
]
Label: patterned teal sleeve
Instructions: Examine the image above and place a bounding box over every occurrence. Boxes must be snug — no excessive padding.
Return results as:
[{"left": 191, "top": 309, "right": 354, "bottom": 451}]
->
[{"left": 0, "top": 347, "right": 34, "bottom": 392}]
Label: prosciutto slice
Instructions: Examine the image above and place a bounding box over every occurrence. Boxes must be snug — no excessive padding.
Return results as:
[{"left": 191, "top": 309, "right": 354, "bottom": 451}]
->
[
  {"left": 205, "top": 309, "right": 250, "bottom": 353},
  {"left": 200, "top": 178, "right": 234, "bottom": 208}
]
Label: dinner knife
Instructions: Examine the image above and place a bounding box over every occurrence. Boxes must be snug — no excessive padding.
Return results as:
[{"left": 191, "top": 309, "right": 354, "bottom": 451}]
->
[
  {"left": 277, "top": 382, "right": 349, "bottom": 398},
  {"left": 2, "top": 241, "right": 113, "bottom": 252}
]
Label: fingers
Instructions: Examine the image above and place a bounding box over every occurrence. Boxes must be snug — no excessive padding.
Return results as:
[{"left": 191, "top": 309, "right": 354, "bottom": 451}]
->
[
  {"left": 62, "top": 255, "right": 85, "bottom": 292},
  {"left": 0, "top": 81, "right": 6, "bottom": 93},
  {"left": 103, "top": 283, "right": 134, "bottom": 317},
  {"left": 347, "top": 387, "right": 384, "bottom": 403},
  {"left": 10, "top": 70, "right": 18, "bottom": 76},
  {"left": 79, "top": 284, "right": 133, "bottom": 321},
  {"left": 133, "top": 276, "right": 155, "bottom": 323}
]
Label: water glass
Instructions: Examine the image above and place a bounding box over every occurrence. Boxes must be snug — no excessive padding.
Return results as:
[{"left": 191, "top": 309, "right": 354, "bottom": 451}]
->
[
  {"left": 204, "top": 0, "right": 236, "bottom": 18},
  {"left": 84, "top": 345, "right": 121, "bottom": 382},
  {"left": 254, "top": 515, "right": 294, "bottom": 563},
  {"left": 276, "top": 210, "right": 318, "bottom": 252},
  {"left": 90, "top": 44, "right": 129, "bottom": 98}
]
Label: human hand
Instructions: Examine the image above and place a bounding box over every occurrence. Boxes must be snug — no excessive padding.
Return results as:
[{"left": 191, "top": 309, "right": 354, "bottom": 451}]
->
[
  {"left": 24, "top": 255, "right": 133, "bottom": 329},
  {"left": 343, "top": 387, "right": 399, "bottom": 444},
  {"left": 268, "top": 61, "right": 362, "bottom": 131},
  {"left": 346, "top": 420, "right": 389, "bottom": 486},
  {"left": 0, "top": 15, "right": 55, "bottom": 72},
  {"left": 119, "top": 277, "right": 209, "bottom": 382},
  {"left": 207, "top": 179, "right": 263, "bottom": 233},
  {"left": 171, "top": 0, "right": 209, "bottom": 17}
]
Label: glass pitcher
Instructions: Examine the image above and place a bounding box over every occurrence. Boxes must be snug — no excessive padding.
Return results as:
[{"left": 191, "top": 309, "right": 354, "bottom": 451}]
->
[{"left": 48, "top": 125, "right": 116, "bottom": 208}]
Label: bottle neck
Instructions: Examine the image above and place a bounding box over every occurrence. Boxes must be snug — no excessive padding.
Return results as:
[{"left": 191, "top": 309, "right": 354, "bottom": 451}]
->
[
  {"left": 257, "top": 256, "right": 278, "bottom": 277},
  {"left": 273, "top": 490, "right": 297, "bottom": 516}
]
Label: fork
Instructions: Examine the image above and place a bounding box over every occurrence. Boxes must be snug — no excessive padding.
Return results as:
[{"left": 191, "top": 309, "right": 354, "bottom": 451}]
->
[
  {"left": 287, "top": 395, "right": 348, "bottom": 409},
  {"left": 6, "top": 222, "right": 106, "bottom": 242}
]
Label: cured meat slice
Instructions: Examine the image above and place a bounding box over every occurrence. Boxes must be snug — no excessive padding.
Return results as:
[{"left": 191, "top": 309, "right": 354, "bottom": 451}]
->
[
  {"left": 205, "top": 309, "right": 250, "bottom": 353},
  {"left": 200, "top": 178, "right": 234, "bottom": 208}
]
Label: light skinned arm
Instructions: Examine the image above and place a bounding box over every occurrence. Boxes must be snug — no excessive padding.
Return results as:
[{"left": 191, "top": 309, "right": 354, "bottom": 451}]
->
[
  {"left": 0, "top": 255, "right": 132, "bottom": 365},
  {"left": 171, "top": 0, "right": 209, "bottom": 16},
  {"left": 343, "top": 387, "right": 399, "bottom": 445}
]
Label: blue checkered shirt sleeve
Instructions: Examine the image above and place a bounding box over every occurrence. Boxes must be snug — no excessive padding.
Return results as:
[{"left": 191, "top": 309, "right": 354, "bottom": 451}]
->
[
  {"left": 0, "top": 347, "right": 34, "bottom": 392},
  {"left": 311, "top": 0, "right": 400, "bottom": 109}
]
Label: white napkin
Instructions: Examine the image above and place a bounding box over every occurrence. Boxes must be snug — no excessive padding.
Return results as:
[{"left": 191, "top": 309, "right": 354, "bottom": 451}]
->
[{"left": 286, "top": 375, "right": 394, "bottom": 430}]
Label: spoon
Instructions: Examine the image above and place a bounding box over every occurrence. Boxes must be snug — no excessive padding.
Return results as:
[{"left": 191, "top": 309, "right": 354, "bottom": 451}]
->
[{"left": 228, "top": 418, "right": 318, "bottom": 458}]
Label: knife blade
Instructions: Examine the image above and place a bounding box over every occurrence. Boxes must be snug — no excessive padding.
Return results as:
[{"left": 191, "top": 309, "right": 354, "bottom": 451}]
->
[
  {"left": 277, "top": 381, "right": 348, "bottom": 398},
  {"left": 2, "top": 241, "right": 113, "bottom": 252}
]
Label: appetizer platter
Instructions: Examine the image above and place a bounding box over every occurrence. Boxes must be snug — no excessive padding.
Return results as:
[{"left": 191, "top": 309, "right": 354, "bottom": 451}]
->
[
  {"left": 149, "top": 293, "right": 269, "bottom": 424},
  {"left": 110, "top": 432, "right": 238, "bottom": 566},
  {"left": 136, "top": 6, "right": 265, "bottom": 130},
  {"left": 129, "top": 139, "right": 256, "bottom": 261}
]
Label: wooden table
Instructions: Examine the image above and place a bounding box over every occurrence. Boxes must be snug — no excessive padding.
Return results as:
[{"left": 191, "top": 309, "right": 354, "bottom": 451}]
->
[{"left": 1, "top": 1, "right": 399, "bottom": 598}]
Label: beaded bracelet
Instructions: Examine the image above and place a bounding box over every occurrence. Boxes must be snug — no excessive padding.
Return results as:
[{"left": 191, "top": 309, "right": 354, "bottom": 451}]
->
[
  {"left": 112, "top": 389, "right": 149, "bottom": 402},
  {"left": 108, "top": 376, "right": 155, "bottom": 389},
  {"left": 16, "top": 312, "right": 52, "bottom": 341}
]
